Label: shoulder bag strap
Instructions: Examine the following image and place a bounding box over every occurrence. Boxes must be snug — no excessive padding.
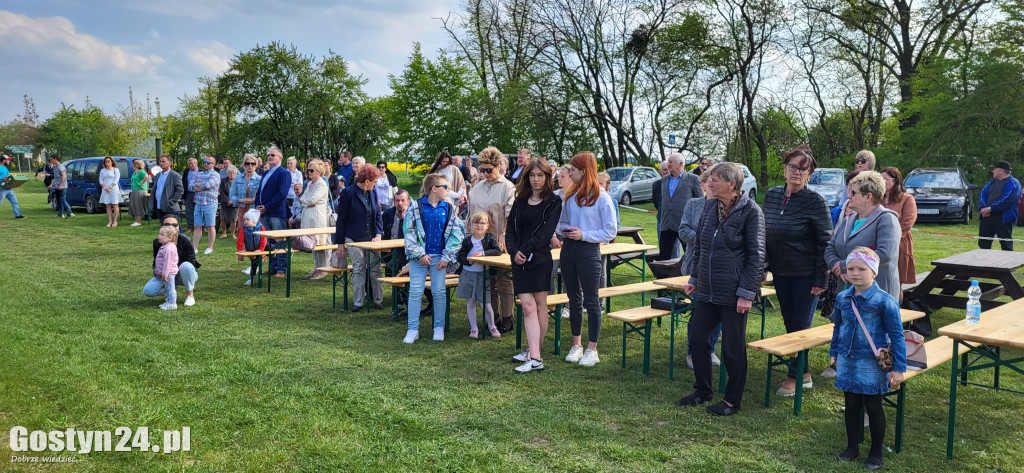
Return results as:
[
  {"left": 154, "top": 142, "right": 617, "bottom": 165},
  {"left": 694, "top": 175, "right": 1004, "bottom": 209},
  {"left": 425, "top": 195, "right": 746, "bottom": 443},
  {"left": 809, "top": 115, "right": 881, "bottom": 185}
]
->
[{"left": 848, "top": 297, "right": 880, "bottom": 357}]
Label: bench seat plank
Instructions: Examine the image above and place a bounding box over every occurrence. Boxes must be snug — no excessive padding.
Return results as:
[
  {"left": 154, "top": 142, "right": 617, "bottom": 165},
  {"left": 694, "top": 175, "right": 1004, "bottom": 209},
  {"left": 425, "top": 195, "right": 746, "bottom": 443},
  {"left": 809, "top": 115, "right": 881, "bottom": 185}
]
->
[
  {"left": 607, "top": 306, "right": 670, "bottom": 323},
  {"left": 748, "top": 309, "right": 926, "bottom": 357},
  {"left": 902, "top": 336, "right": 971, "bottom": 381}
]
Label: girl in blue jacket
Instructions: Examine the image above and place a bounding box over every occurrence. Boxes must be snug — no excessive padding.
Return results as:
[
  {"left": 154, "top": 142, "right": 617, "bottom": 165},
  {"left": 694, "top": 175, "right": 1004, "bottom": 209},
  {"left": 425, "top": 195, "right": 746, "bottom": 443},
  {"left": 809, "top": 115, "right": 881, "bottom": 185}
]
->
[{"left": 829, "top": 247, "right": 906, "bottom": 470}]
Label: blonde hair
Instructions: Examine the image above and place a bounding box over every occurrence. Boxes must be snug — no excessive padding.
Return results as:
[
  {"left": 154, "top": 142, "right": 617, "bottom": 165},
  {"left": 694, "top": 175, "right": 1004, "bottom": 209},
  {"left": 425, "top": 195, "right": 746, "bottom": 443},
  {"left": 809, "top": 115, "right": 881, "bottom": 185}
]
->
[
  {"left": 854, "top": 150, "right": 876, "bottom": 170},
  {"left": 477, "top": 147, "right": 503, "bottom": 167},
  {"left": 597, "top": 171, "right": 611, "bottom": 190},
  {"left": 419, "top": 173, "right": 448, "bottom": 198},
  {"left": 306, "top": 159, "right": 326, "bottom": 175},
  {"left": 850, "top": 246, "right": 878, "bottom": 260},
  {"left": 132, "top": 159, "right": 145, "bottom": 170},
  {"left": 468, "top": 211, "right": 494, "bottom": 235},
  {"left": 849, "top": 170, "right": 886, "bottom": 205},
  {"left": 159, "top": 226, "right": 178, "bottom": 243}
]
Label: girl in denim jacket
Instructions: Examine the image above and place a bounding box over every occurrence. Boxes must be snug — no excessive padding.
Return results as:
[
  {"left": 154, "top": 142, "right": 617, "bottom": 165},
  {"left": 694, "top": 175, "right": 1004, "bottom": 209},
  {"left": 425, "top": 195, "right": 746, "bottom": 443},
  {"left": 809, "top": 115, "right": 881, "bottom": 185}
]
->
[{"left": 829, "top": 247, "right": 906, "bottom": 470}]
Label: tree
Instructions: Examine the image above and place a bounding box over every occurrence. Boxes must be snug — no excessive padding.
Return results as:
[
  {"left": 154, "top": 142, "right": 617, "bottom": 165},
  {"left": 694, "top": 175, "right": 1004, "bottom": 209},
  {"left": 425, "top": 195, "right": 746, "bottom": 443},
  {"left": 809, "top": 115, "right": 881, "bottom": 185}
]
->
[{"left": 37, "top": 101, "right": 118, "bottom": 159}]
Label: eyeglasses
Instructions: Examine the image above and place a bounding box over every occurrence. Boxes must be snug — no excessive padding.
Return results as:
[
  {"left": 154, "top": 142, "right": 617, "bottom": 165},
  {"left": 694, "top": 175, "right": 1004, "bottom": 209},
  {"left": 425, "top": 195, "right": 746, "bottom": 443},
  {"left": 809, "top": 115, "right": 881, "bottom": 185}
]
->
[
  {"left": 161, "top": 222, "right": 179, "bottom": 227},
  {"left": 786, "top": 164, "right": 810, "bottom": 174},
  {"left": 378, "top": 165, "right": 386, "bottom": 168},
  {"left": 433, "top": 184, "right": 449, "bottom": 190},
  {"left": 855, "top": 159, "right": 868, "bottom": 164},
  {"left": 479, "top": 168, "right": 494, "bottom": 174}
]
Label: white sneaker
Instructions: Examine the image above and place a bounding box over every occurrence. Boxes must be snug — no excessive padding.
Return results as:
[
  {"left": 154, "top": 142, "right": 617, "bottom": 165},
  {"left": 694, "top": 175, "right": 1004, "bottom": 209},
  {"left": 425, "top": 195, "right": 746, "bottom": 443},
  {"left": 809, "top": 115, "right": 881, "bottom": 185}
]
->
[
  {"left": 203, "top": 248, "right": 213, "bottom": 255},
  {"left": 561, "top": 306, "right": 570, "bottom": 319},
  {"left": 711, "top": 353, "right": 721, "bottom": 366},
  {"left": 686, "top": 355, "right": 694, "bottom": 370},
  {"left": 513, "top": 349, "right": 531, "bottom": 362},
  {"left": 579, "top": 348, "right": 600, "bottom": 367},
  {"left": 130, "top": 222, "right": 141, "bottom": 227},
  {"left": 403, "top": 329, "right": 419, "bottom": 344},
  {"left": 184, "top": 296, "right": 195, "bottom": 307},
  {"left": 565, "top": 345, "right": 585, "bottom": 363},
  {"left": 820, "top": 366, "right": 837, "bottom": 378},
  {"left": 160, "top": 303, "right": 177, "bottom": 311},
  {"left": 514, "top": 358, "right": 544, "bottom": 374},
  {"left": 241, "top": 267, "right": 251, "bottom": 275},
  {"left": 432, "top": 328, "right": 445, "bottom": 341},
  {"left": 244, "top": 278, "right": 252, "bottom": 286}
]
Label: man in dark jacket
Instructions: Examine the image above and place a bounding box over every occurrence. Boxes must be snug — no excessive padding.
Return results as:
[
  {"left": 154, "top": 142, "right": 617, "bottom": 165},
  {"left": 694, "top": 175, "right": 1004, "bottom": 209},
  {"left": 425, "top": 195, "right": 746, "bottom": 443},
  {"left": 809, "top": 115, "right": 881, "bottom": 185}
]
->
[
  {"left": 657, "top": 153, "right": 702, "bottom": 260},
  {"left": 181, "top": 158, "right": 200, "bottom": 232},
  {"left": 254, "top": 147, "right": 293, "bottom": 277},
  {"left": 678, "top": 162, "right": 765, "bottom": 417},
  {"left": 146, "top": 215, "right": 202, "bottom": 307},
  {"left": 978, "top": 161, "right": 1022, "bottom": 251},
  {"left": 382, "top": 189, "right": 410, "bottom": 317},
  {"left": 150, "top": 155, "right": 184, "bottom": 222}
]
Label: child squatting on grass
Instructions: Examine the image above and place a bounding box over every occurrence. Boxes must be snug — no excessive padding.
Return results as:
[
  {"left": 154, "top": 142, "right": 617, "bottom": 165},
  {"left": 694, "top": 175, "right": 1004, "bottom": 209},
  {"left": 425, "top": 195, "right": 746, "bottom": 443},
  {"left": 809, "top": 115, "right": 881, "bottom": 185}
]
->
[
  {"left": 829, "top": 247, "right": 906, "bottom": 471},
  {"left": 152, "top": 226, "right": 179, "bottom": 311},
  {"left": 236, "top": 209, "right": 268, "bottom": 286},
  {"left": 456, "top": 211, "right": 502, "bottom": 339}
]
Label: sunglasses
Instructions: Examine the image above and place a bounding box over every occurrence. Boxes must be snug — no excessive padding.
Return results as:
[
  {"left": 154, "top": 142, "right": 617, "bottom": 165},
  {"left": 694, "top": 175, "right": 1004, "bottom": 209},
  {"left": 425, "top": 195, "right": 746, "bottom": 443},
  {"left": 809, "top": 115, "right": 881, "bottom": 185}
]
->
[
  {"left": 479, "top": 168, "right": 494, "bottom": 174},
  {"left": 162, "top": 222, "right": 179, "bottom": 227},
  {"left": 203, "top": 161, "right": 214, "bottom": 165},
  {"left": 244, "top": 162, "right": 256, "bottom": 166},
  {"left": 378, "top": 165, "right": 386, "bottom": 168},
  {"left": 855, "top": 159, "right": 868, "bottom": 164},
  {"left": 433, "top": 184, "right": 449, "bottom": 190},
  {"left": 306, "top": 170, "right": 315, "bottom": 174}
]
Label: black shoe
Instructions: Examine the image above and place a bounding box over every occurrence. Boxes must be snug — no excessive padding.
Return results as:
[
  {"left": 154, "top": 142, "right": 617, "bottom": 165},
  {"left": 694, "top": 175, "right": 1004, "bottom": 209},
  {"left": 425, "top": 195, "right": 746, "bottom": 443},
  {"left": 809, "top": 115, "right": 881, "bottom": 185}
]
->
[
  {"left": 373, "top": 302, "right": 384, "bottom": 310},
  {"left": 15, "top": 215, "right": 25, "bottom": 219},
  {"left": 837, "top": 448, "right": 859, "bottom": 462},
  {"left": 497, "top": 317, "right": 514, "bottom": 333},
  {"left": 352, "top": 305, "right": 362, "bottom": 313},
  {"left": 676, "top": 392, "right": 712, "bottom": 406},
  {"left": 706, "top": 401, "right": 740, "bottom": 416},
  {"left": 864, "top": 455, "right": 882, "bottom": 470}
]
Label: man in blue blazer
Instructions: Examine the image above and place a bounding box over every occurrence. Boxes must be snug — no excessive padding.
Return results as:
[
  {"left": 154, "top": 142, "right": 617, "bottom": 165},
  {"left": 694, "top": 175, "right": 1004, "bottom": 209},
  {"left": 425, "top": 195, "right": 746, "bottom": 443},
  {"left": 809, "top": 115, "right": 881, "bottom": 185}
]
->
[
  {"left": 334, "top": 167, "right": 385, "bottom": 311},
  {"left": 254, "top": 147, "right": 293, "bottom": 277}
]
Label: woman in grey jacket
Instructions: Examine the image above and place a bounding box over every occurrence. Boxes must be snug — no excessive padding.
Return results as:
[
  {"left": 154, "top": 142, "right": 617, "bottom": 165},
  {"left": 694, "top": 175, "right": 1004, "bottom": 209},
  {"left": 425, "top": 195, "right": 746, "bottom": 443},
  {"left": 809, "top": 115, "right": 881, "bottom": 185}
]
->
[
  {"left": 824, "top": 171, "right": 901, "bottom": 300},
  {"left": 678, "top": 163, "right": 766, "bottom": 417}
]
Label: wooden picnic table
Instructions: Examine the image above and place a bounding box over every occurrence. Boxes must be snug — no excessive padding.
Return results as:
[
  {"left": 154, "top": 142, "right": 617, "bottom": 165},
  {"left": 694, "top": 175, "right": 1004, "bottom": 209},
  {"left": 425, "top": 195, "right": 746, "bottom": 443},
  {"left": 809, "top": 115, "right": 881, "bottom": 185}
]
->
[
  {"left": 617, "top": 226, "right": 645, "bottom": 244},
  {"left": 255, "top": 227, "right": 334, "bottom": 297},
  {"left": 906, "top": 249, "right": 1024, "bottom": 312},
  {"left": 346, "top": 239, "right": 406, "bottom": 315},
  {"left": 938, "top": 298, "right": 1024, "bottom": 459}
]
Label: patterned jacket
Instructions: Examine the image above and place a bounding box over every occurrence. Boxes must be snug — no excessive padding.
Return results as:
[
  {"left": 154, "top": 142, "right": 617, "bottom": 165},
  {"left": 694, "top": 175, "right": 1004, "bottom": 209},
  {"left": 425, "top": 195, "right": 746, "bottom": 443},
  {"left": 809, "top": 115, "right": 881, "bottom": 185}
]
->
[{"left": 403, "top": 198, "right": 465, "bottom": 263}]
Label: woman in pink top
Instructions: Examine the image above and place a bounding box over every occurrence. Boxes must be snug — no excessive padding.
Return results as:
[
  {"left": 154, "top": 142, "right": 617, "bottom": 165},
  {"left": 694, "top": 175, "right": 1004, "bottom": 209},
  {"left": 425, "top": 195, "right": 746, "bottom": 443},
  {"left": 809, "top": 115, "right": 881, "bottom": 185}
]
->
[{"left": 152, "top": 226, "right": 180, "bottom": 310}]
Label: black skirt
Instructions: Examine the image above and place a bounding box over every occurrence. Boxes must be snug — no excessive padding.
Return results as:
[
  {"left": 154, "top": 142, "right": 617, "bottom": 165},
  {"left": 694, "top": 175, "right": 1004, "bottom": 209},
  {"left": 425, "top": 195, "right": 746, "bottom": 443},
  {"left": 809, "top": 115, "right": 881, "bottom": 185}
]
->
[{"left": 512, "top": 255, "right": 554, "bottom": 294}]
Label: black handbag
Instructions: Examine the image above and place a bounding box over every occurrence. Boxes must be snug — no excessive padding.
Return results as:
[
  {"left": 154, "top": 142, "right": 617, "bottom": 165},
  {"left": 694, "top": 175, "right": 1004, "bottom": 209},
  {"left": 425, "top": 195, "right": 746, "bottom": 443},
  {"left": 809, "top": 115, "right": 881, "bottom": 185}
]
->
[{"left": 651, "top": 297, "right": 689, "bottom": 311}]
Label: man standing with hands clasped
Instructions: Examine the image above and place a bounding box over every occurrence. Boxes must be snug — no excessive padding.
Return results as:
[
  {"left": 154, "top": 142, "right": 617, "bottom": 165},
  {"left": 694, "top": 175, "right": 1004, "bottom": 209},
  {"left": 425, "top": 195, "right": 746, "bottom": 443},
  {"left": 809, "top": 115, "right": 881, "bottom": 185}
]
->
[
  {"left": 978, "top": 161, "right": 1021, "bottom": 251},
  {"left": 254, "top": 147, "right": 293, "bottom": 278}
]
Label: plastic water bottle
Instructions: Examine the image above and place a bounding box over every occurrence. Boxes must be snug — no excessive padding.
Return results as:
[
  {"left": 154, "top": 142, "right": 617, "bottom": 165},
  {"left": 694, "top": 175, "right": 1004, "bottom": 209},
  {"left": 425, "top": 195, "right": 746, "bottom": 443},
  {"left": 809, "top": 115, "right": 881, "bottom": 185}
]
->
[{"left": 966, "top": 280, "right": 981, "bottom": 324}]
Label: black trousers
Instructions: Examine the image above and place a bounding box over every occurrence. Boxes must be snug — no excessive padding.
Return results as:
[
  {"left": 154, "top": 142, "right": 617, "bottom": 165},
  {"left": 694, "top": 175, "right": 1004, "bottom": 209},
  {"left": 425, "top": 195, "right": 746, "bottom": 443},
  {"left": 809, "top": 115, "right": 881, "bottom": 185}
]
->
[
  {"left": 979, "top": 215, "right": 1013, "bottom": 251},
  {"left": 690, "top": 300, "right": 749, "bottom": 407},
  {"left": 562, "top": 240, "right": 603, "bottom": 343},
  {"left": 658, "top": 230, "right": 683, "bottom": 261}
]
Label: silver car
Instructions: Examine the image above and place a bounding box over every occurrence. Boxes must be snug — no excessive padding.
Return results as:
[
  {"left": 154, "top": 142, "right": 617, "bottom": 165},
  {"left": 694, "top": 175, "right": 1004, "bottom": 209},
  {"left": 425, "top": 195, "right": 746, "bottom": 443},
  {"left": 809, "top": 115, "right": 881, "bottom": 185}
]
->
[
  {"left": 607, "top": 166, "right": 661, "bottom": 206},
  {"left": 736, "top": 163, "right": 759, "bottom": 200},
  {"left": 808, "top": 167, "right": 846, "bottom": 208}
]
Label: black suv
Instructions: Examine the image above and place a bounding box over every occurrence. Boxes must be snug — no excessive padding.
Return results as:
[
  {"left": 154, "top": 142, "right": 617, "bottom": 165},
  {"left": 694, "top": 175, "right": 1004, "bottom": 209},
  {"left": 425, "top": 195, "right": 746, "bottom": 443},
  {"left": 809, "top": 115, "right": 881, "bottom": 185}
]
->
[{"left": 903, "top": 167, "right": 978, "bottom": 224}]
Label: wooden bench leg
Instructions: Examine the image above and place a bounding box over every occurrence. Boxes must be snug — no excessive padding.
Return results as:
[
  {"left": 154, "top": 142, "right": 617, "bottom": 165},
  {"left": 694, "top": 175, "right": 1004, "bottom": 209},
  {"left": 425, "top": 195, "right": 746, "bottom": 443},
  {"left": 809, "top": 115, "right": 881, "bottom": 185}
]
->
[
  {"left": 620, "top": 322, "right": 628, "bottom": 369},
  {"left": 764, "top": 354, "right": 775, "bottom": 408}
]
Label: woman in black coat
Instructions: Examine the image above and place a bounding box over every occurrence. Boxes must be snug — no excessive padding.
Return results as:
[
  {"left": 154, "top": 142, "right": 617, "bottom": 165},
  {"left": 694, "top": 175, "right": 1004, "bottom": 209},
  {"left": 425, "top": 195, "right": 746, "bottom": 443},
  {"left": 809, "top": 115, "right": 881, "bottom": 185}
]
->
[
  {"left": 763, "top": 146, "right": 833, "bottom": 396},
  {"left": 679, "top": 162, "right": 766, "bottom": 416},
  {"left": 505, "top": 159, "right": 562, "bottom": 374}
]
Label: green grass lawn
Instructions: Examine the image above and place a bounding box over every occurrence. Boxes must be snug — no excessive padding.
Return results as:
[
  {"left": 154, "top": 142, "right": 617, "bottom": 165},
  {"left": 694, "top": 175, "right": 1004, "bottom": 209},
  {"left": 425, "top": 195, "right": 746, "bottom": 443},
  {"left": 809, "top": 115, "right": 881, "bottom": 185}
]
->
[{"left": 1, "top": 180, "right": 1022, "bottom": 472}]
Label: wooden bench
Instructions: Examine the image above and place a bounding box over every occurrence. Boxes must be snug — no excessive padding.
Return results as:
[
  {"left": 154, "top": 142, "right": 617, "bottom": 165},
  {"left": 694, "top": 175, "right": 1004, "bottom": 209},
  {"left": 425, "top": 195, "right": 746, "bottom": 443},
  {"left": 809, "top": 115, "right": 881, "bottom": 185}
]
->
[
  {"left": 747, "top": 309, "right": 925, "bottom": 416},
  {"left": 378, "top": 275, "right": 460, "bottom": 333},
  {"left": 312, "top": 243, "right": 339, "bottom": 252},
  {"left": 236, "top": 249, "right": 295, "bottom": 291},
  {"left": 882, "top": 335, "right": 971, "bottom": 452},
  {"left": 607, "top": 306, "right": 672, "bottom": 375},
  {"left": 900, "top": 271, "right": 933, "bottom": 294},
  {"left": 515, "top": 280, "right": 664, "bottom": 355},
  {"left": 315, "top": 266, "right": 352, "bottom": 309}
]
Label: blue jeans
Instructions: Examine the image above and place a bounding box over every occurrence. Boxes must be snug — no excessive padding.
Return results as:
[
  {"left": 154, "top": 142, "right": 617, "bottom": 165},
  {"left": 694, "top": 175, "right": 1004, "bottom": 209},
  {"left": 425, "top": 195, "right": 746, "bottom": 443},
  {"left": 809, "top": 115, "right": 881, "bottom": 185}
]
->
[
  {"left": 0, "top": 188, "right": 21, "bottom": 217},
  {"left": 54, "top": 188, "right": 72, "bottom": 216},
  {"left": 143, "top": 276, "right": 177, "bottom": 304},
  {"left": 143, "top": 262, "right": 198, "bottom": 295},
  {"left": 775, "top": 274, "right": 820, "bottom": 378},
  {"left": 407, "top": 254, "right": 447, "bottom": 331},
  {"left": 263, "top": 216, "right": 287, "bottom": 275}
]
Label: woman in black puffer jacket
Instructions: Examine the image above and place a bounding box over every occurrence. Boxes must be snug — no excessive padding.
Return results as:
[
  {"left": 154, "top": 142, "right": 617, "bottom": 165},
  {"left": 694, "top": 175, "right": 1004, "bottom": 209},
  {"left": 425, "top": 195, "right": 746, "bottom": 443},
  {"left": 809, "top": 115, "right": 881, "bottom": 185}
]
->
[
  {"left": 763, "top": 146, "right": 834, "bottom": 397},
  {"left": 678, "top": 162, "right": 765, "bottom": 417}
]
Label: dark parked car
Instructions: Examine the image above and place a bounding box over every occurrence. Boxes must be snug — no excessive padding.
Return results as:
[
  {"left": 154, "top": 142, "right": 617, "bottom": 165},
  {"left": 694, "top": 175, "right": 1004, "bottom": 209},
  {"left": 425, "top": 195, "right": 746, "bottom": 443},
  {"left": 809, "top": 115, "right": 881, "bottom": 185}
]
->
[
  {"left": 808, "top": 168, "right": 845, "bottom": 208},
  {"left": 903, "top": 167, "right": 978, "bottom": 224},
  {"left": 58, "top": 156, "right": 155, "bottom": 214}
]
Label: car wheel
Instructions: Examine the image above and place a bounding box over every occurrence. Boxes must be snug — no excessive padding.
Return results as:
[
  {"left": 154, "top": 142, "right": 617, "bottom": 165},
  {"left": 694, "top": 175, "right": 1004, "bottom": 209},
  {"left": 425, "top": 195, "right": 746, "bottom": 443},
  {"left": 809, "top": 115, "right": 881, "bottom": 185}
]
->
[
  {"left": 748, "top": 188, "right": 757, "bottom": 201},
  {"left": 620, "top": 192, "right": 632, "bottom": 206},
  {"left": 85, "top": 195, "right": 98, "bottom": 214},
  {"left": 960, "top": 204, "right": 969, "bottom": 225}
]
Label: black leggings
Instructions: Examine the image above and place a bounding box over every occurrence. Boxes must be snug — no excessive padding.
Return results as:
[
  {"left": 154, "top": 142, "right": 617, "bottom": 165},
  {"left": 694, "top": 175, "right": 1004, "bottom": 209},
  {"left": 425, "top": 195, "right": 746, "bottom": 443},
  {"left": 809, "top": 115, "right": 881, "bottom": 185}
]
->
[
  {"left": 562, "top": 240, "right": 603, "bottom": 343},
  {"left": 844, "top": 391, "right": 885, "bottom": 458}
]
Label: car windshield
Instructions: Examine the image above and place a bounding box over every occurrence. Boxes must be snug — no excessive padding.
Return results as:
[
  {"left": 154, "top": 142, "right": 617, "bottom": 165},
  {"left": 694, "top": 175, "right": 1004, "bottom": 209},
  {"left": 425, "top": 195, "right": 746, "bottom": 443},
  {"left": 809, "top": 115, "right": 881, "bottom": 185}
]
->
[
  {"left": 810, "top": 172, "right": 843, "bottom": 185},
  {"left": 607, "top": 168, "right": 631, "bottom": 182},
  {"left": 905, "top": 172, "right": 961, "bottom": 189}
]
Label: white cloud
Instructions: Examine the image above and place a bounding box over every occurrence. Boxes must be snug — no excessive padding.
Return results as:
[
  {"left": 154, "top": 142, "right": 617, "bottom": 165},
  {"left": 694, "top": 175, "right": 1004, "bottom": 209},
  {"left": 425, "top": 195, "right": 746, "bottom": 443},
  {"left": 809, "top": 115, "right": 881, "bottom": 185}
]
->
[
  {"left": 150, "top": 29, "right": 161, "bottom": 40},
  {"left": 0, "top": 10, "right": 162, "bottom": 73},
  {"left": 348, "top": 59, "right": 390, "bottom": 77},
  {"left": 188, "top": 41, "right": 233, "bottom": 75}
]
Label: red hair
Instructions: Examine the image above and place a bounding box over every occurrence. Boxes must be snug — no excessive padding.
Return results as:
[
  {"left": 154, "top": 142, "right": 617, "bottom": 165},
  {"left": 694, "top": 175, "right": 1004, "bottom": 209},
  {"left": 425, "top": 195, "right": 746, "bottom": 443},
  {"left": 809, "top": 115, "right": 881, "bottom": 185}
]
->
[
  {"left": 565, "top": 152, "right": 601, "bottom": 207},
  {"left": 354, "top": 164, "right": 380, "bottom": 184}
]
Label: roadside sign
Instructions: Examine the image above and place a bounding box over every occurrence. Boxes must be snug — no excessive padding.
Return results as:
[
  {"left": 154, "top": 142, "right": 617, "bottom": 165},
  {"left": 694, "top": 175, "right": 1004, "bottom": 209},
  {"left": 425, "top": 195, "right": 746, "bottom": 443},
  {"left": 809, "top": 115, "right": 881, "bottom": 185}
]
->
[
  {"left": 667, "top": 135, "right": 677, "bottom": 146},
  {"left": 5, "top": 145, "right": 33, "bottom": 154}
]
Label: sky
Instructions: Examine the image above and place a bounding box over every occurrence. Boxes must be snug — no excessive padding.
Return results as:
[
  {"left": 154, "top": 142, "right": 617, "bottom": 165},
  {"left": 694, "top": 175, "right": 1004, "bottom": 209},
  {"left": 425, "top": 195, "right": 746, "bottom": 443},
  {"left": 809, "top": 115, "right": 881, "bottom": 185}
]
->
[{"left": 0, "top": 0, "right": 461, "bottom": 124}]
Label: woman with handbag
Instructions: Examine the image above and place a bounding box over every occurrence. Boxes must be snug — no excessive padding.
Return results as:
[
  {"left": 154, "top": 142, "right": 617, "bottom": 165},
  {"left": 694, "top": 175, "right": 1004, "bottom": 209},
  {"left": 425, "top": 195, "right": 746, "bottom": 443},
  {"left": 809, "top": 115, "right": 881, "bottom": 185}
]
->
[
  {"left": 231, "top": 155, "right": 262, "bottom": 269},
  {"left": 829, "top": 247, "right": 906, "bottom": 471},
  {"left": 301, "top": 160, "right": 331, "bottom": 280}
]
